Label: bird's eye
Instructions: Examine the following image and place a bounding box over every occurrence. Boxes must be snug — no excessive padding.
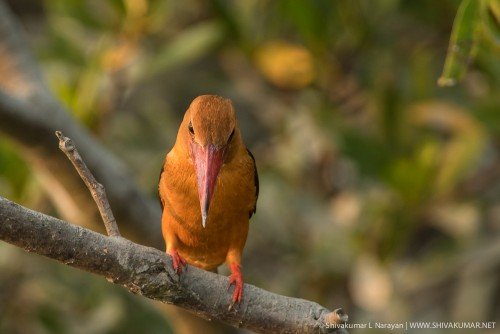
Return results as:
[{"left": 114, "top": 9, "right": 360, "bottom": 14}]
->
[
  {"left": 228, "top": 128, "right": 235, "bottom": 143},
  {"left": 188, "top": 122, "right": 195, "bottom": 136}
]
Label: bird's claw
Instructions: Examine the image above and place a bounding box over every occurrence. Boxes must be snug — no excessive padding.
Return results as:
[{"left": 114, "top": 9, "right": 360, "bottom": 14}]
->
[
  {"left": 228, "top": 263, "right": 244, "bottom": 306},
  {"left": 166, "top": 249, "right": 187, "bottom": 275}
]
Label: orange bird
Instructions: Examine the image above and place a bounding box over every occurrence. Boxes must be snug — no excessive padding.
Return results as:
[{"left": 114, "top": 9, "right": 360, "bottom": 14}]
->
[{"left": 158, "top": 95, "right": 258, "bottom": 304}]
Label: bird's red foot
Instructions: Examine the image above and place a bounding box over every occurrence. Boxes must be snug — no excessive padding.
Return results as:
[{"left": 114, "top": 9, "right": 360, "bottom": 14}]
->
[
  {"left": 166, "top": 248, "right": 187, "bottom": 274},
  {"left": 228, "top": 263, "right": 244, "bottom": 305}
]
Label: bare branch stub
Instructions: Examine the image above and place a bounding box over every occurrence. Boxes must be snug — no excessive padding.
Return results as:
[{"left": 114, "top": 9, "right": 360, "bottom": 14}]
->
[
  {"left": 323, "top": 308, "right": 349, "bottom": 326},
  {"left": 55, "top": 130, "right": 121, "bottom": 237}
]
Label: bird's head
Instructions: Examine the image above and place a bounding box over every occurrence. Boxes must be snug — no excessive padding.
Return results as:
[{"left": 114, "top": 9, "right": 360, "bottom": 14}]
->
[{"left": 180, "top": 95, "right": 239, "bottom": 227}]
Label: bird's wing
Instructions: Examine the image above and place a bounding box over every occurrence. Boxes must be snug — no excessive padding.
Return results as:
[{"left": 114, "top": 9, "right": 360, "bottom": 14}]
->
[
  {"left": 246, "top": 148, "right": 259, "bottom": 218},
  {"left": 158, "top": 163, "right": 165, "bottom": 210}
]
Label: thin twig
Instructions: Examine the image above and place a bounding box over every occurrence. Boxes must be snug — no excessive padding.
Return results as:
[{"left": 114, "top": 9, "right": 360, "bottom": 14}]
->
[{"left": 55, "top": 131, "right": 121, "bottom": 237}]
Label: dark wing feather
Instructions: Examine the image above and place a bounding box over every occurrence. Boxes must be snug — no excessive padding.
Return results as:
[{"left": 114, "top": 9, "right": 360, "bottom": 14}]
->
[
  {"left": 158, "top": 164, "right": 165, "bottom": 210},
  {"left": 246, "top": 148, "right": 259, "bottom": 218}
]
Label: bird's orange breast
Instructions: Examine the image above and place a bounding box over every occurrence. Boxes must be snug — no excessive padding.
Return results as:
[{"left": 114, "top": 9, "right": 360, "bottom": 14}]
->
[{"left": 159, "top": 145, "right": 255, "bottom": 270}]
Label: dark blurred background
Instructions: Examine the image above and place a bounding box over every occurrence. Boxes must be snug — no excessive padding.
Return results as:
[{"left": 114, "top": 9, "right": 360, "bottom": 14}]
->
[{"left": 0, "top": 0, "right": 499, "bottom": 333}]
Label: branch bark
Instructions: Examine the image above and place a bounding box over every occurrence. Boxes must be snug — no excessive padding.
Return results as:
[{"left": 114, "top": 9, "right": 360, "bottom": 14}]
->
[
  {"left": 55, "top": 131, "right": 120, "bottom": 237},
  {"left": 0, "top": 196, "right": 347, "bottom": 334}
]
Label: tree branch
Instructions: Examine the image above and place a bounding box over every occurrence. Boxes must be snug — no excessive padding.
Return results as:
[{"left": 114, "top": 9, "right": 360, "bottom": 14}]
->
[
  {"left": 0, "top": 196, "right": 347, "bottom": 334},
  {"left": 55, "top": 131, "right": 120, "bottom": 237}
]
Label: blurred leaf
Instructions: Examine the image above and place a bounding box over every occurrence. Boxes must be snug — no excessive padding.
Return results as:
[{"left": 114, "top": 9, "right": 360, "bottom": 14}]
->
[
  {"left": 483, "top": 0, "right": 500, "bottom": 44},
  {"left": 0, "top": 140, "right": 30, "bottom": 200},
  {"left": 142, "top": 21, "right": 224, "bottom": 80},
  {"left": 342, "top": 131, "right": 391, "bottom": 178},
  {"left": 410, "top": 102, "right": 487, "bottom": 197},
  {"left": 38, "top": 305, "right": 65, "bottom": 334},
  {"left": 254, "top": 41, "right": 316, "bottom": 89},
  {"left": 438, "top": 0, "right": 481, "bottom": 87},
  {"left": 277, "top": 0, "right": 327, "bottom": 45},
  {"left": 386, "top": 139, "right": 439, "bottom": 206},
  {"left": 108, "top": 0, "right": 127, "bottom": 16},
  {"left": 39, "top": 28, "right": 87, "bottom": 66},
  {"left": 45, "top": 0, "right": 121, "bottom": 31},
  {"left": 211, "top": 0, "right": 246, "bottom": 42}
]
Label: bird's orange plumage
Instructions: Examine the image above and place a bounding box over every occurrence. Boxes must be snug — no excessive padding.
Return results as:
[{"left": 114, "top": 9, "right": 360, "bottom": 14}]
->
[{"left": 158, "top": 95, "right": 258, "bottom": 303}]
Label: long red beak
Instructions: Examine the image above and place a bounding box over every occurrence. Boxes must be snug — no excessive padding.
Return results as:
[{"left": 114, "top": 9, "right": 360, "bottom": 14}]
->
[{"left": 190, "top": 143, "right": 225, "bottom": 228}]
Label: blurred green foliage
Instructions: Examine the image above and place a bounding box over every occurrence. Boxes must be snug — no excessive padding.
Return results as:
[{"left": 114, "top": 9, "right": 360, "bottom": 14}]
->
[
  {"left": 438, "top": 0, "right": 500, "bottom": 86},
  {"left": 0, "top": 141, "right": 30, "bottom": 201},
  {"left": 1, "top": 0, "right": 499, "bottom": 333}
]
